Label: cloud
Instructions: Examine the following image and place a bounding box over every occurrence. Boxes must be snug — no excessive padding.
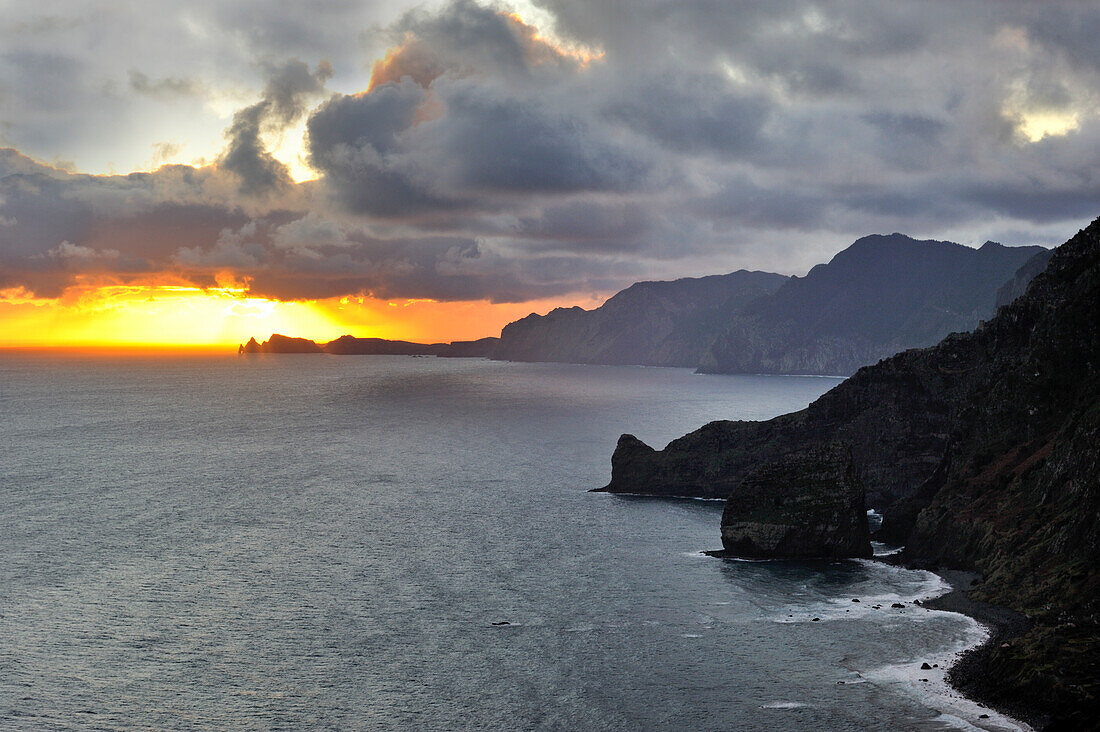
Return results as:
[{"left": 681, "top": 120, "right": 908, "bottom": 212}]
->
[
  {"left": 128, "top": 71, "right": 204, "bottom": 99},
  {"left": 4, "top": 0, "right": 1100, "bottom": 310},
  {"left": 219, "top": 59, "right": 333, "bottom": 195}
]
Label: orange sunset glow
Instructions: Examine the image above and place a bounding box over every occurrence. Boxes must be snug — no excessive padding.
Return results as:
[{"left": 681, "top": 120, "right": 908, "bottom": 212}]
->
[{"left": 0, "top": 285, "right": 606, "bottom": 350}]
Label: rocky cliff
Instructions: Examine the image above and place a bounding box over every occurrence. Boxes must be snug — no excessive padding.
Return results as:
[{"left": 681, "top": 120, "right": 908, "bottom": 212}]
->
[
  {"left": 994, "top": 247, "right": 1055, "bottom": 310},
  {"left": 239, "top": 334, "right": 323, "bottom": 354},
  {"left": 719, "top": 446, "right": 871, "bottom": 558},
  {"left": 493, "top": 270, "right": 787, "bottom": 367},
  {"left": 699, "top": 235, "right": 1045, "bottom": 376},
  {"left": 601, "top": 219, "right": 1100, "bottom": 724}
]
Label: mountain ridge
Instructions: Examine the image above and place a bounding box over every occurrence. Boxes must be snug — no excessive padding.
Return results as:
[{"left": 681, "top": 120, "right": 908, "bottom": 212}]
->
[
  {"left": 491, "top": 234, "right": 1044, "bottom": 376},
  {"left": 493, "top": 269, "right": 787, "bottom": 367},
  {"left": 698, "top": 234, "right": 1046, "bottom": 375}
]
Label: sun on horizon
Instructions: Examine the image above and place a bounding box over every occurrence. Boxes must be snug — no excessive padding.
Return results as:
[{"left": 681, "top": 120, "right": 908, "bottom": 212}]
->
[{"left": 0, "top": 284, "right": 607, "bottom": 351}]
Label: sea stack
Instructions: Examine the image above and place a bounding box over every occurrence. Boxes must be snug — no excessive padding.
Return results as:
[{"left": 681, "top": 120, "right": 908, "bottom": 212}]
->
[{"left": 719, "top": 446, "right": 872, "bottom": 559}]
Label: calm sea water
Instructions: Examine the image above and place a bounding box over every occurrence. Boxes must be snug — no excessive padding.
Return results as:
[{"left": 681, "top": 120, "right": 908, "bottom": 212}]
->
[{"left": 0, "top": 355, "right": 1020, "bottom": 730}]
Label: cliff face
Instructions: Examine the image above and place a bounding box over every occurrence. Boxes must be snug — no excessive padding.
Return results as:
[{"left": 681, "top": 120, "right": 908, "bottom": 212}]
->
[
  {"left": 994, "top": 247, "right": 1055, "bottom": 310},
  {"left": 493, "top": 270, "right": 787, "bottom": 367},
  {"left": 602, "top": 218, "right": 1100, "bottom": 723},
  {"left": 699, "top": 235, "right": 1045, "bottom": 376},
  {"left": 719, "top": 446, "right": 871, "bottom": 558},
  {"left": 600, "top": 342, "right": 958, "bottom": 523},
  {"left": 493, "top": 235, "right": 1043, "bottom": 375}
]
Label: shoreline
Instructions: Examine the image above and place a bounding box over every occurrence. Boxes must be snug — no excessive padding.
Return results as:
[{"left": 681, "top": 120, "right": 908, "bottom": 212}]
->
[
  {"left": 918, "top": 568, "right": 1044, "bottom": 730},
  {"left": 702, "top": 548, "right": 1040, "bottom": 728},
  {"left": 875, "top": 560, "right": 1045, "bottom": 730}
]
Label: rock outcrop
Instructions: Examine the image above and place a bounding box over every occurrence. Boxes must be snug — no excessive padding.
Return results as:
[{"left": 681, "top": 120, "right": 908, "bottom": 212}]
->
[
  {"left": 601, "top": 218, "right": 1100, "bottom": 724},
  {"left": 599, "top": 352, "right": 954, "bottom": 530},
  {"left": 238, "top": 334, "right": 322, "bottom": 353},
  {"left": 719, "top": 446, "right": 871, "bottom": 558}
]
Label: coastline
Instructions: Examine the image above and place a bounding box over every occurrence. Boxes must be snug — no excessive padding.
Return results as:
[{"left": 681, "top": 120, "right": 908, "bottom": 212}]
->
[
  {"left": 703, "top": 547, "right": 1039, "bottom": 729},
  {"left": 875, "top": 560, "right": 1045, "bottom": 730},
  {"left": 919, "top": 568, "right": 1045, "bottom": 730}
]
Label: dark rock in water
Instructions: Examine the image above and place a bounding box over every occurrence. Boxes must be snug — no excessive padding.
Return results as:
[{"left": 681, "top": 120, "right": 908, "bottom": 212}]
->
[
  {"left": 892, "top": 603, "right": 905, "bottom": 609},
  {"left": 720, "top": 446, "right": 872, "bottom": 559},
  {"left": 812, "top": 618, "right": 820, "bottom": 622},
  {"left": 852, "top": 598, "right": 860, "bottom": 602},
  {"left": 491, "top": 621, "right": 510, "bottom": 626},
  {"left": 921, "top": 662, "right": 933, "bottom": 670},
  {"left": 979, "top": 714, "right": 989, "bottom": 719}
]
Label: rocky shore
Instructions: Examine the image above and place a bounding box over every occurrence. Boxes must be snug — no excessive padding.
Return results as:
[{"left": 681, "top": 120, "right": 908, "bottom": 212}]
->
[{"left": 917, "top": 568, "right": 1044, "bottom": 729}]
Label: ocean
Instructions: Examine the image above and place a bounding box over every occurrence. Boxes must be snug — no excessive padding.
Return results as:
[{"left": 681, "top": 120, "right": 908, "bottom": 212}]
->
[{"left": 0, "top": 354, "right": 1027, "bottom": 730}]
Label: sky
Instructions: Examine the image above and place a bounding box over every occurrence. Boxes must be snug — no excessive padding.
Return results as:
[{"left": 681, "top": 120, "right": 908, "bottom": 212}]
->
[{"left": 1, "top": 0, "right": 1098, "bottom": 347}]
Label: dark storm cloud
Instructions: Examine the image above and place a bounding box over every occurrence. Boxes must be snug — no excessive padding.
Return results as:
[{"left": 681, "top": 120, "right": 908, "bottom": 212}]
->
[
  {"left": 371, "top": 0, "right": 588, "bottom": 88},
  {"left": 220, "top": 59, "right": 333, "bottom": 195},
  {"left": 4, "top": 0, "right": 1100, "bottom": 305},
  {"left": 0, "top": 146, "right": 635, "bottom": 303},
  {"left": 602, "top": 73, "right": 772, "bottom": 156},
  {"left": 306, "top": 79, "right": 451, "bottom": 216},
  {"left": 307, "top": 75, "right": 648, "bottom": 216}
]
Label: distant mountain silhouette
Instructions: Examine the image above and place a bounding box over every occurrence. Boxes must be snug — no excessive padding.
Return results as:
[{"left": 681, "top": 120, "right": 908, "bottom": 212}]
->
[
  {"left": 239, "top": 334, "right": 499, "bottom": 357},
  {"left": 493, "top": 270, "right": 787, "bottom": 367},
  {"left": 698, "top": 235, "right": 1047, "bottom": 375},
  {"left": 246, "top": 234, "right": 1044, "bottom": 374}
]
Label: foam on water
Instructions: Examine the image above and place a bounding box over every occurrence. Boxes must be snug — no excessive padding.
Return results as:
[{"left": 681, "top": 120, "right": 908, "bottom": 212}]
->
[{"left": 860, "top": 615, "right": 1031, "bottom": 732}]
